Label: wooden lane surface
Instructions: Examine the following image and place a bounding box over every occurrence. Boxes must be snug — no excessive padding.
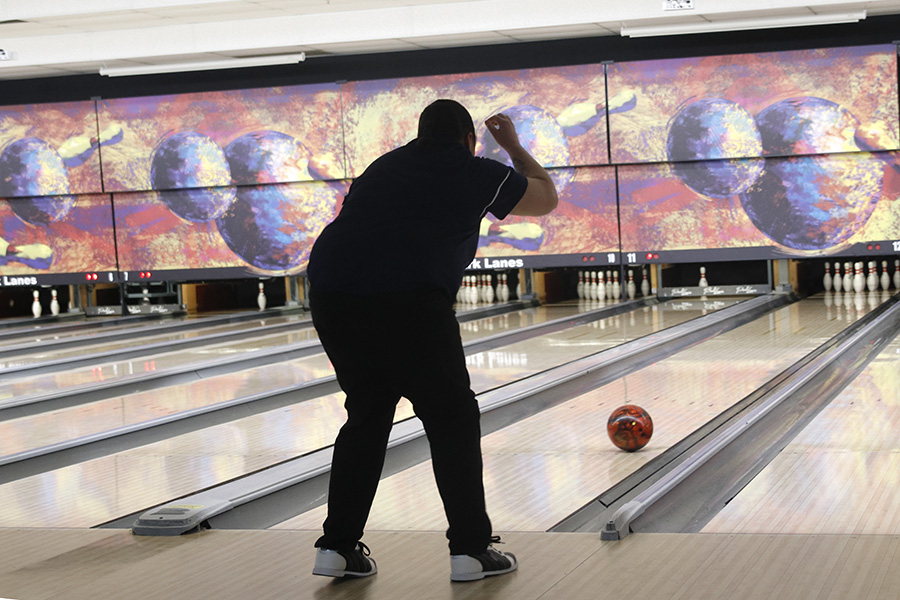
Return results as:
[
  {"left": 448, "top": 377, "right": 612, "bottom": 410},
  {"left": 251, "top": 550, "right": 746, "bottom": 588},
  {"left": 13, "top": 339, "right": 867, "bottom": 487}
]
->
[
  {"left": 703, "top": 325, "right": 900, "bottom": 535},
  {"left": 0, "top": 302, "right": 601, "bottom": 460},
  {"left": 2, "top": 528, "right": 900, "bottom": 600},
  {"left": 0, "top": 313, "right": 312, "bottom": 370},
  {"left": 277, "top": 296, "right": 877, "bottom": 533},
  {"left": 0, "top": 301, "right": 588, "bottom": 406},
  {"left": 0, "top": 302, "right": 708, "bottom": 527},
  {"left": 0, "top": 319, "right": 319, "bottom": 399}
]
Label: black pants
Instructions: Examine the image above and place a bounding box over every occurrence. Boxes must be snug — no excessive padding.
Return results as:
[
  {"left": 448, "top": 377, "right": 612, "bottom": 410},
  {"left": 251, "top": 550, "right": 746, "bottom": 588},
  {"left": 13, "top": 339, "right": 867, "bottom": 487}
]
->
[{"left": 310, "top": 288, "right": 492, "bottom": 555}]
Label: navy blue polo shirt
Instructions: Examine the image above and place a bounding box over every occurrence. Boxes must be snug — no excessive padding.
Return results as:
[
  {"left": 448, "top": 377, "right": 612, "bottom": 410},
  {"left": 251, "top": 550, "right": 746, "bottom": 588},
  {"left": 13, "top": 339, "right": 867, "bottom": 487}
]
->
[{"left": 308, "top": 139, "right": 528, "bottom": 299}]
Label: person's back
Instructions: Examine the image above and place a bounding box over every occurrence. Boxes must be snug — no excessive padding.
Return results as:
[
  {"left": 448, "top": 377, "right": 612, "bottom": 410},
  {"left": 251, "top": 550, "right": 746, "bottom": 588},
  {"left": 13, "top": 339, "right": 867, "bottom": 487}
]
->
[{"left": 309, "top": 110, "right": 529, "bottom": 299}]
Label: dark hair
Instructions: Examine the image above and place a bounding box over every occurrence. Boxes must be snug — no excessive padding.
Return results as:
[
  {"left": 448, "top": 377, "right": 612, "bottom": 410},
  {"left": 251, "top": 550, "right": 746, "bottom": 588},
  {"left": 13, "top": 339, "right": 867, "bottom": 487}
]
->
[{"left": 417, "top": 99, "right": 475, "bottom": 147}]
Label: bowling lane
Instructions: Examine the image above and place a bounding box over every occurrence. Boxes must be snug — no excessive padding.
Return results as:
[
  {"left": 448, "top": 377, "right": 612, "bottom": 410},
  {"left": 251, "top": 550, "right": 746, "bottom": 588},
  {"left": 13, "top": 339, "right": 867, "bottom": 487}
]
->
[
  {"left": 0, "top": 327, "right": 321, "bottom": 406},
  {"left": 701, "top": 320, "right": 900, "bottom": 535},
  {"left": 0, "top": 313, "right": 312, "bottom": 371},
  {"left": 275, "top": 295, "right": 882, "bottom": 533},
  {"left": 0, "top": 299, "right": 732, "bottom": 527},
  {"left": 0, "top": 315, "right": 196, "bottom": 350},
  {"left": 0, "top": 299, "right": 632, "bottom": 458},
  {"left": 0, "top": 300, "right": 594, "bottom": 405}
]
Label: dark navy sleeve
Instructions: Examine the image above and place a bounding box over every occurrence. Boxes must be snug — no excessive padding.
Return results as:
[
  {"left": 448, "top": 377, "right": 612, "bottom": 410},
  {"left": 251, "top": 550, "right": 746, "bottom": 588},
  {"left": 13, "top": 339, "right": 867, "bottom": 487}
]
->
[{"left": 469, "top": 157, "right": 529, "bottom": 221}]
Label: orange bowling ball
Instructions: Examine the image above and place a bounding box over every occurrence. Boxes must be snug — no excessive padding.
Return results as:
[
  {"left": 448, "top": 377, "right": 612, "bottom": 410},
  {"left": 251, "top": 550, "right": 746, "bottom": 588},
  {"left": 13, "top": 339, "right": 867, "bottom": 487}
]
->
[{"left": 607, "top": 405, "right": 653, "bottom": 452}]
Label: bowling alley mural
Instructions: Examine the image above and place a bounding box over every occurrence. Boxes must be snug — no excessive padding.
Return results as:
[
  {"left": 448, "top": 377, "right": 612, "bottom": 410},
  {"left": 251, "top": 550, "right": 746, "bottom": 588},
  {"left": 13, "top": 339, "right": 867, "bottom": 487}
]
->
[
  {"left": 342, "top": 66, "right": 621, "bottom": 265},
  {"left": 4, "top": 41, "right": 900, "bottom": 286},
  {"left": 611, "top": 44, "right": 900, "bottom": 259},
  {"left": 98, "top": 84, "right": 347, "bottom": 277},
  {"left": 0, "top": 101, "right": 117, "bottom": 282}
]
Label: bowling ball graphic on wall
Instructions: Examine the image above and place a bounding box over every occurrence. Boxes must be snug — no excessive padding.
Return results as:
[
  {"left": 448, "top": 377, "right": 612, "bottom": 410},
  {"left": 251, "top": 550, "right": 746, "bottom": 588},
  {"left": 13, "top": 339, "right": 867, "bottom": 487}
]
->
[
  {"left": 740, "top": 153, "right": 883, "bottom": 251},
  {"left": 0, "top": 137, "right": 76, "bottom": 225},
  {"left": 755, "top": 96, "right": 860, "bottom": 156},
  {"left": 740, "top": 97, "right": 882, "bottom": 251},
  {"left": 215, "top": 130, "right": 329, "bottom": 272},
  {"left": 666, "top": 97, "right": 765, "bottom": 198},
  {"left": 215, "top": 182, "right": 337, "bottom": 272},
  {"left": 225, "top": 130, "right": 312, "bottom": 185},
  {"left": 150, "top": 131, "right": 236, "bottom": 222},
  {"left": 477, "top": 104, "right": 574, "bottom": 193}
]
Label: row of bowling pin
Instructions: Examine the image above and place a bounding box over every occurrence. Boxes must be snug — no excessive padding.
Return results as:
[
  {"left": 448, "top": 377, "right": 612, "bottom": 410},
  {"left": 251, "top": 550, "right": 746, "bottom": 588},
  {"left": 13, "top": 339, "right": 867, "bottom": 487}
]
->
[
  {"left": 823, "top": 260, "right": 899, "bottom": 293},
  {"left": 578, "top": 269, "right": 651, "bottom": 300},
  {"left": 31, "top": 289, "right": 61, "bottom": 318},
  {"left": 457, "top": 273, "right": 518, "bottom": 304}
]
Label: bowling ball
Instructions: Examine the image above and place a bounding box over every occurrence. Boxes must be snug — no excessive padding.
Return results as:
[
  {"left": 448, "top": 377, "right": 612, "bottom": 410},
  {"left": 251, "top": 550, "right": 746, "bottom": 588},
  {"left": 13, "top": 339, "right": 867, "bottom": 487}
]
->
[
  {"left": 0, "top": 137, "right": 75, "bottom": 224},
  {"left": 477, "top": 105, "right": 574, "bottom": 192},
  {"left": 667, "top": 98, "right": 764, "bottom": 198},
  {"left": 755, "top": 97, "right": 860, "bottom": 156},
  {"left": 607, "top": 405, "right": 653, "bottom": 452},
  {"left": 216, "top": 181, "right": 338, "bottom": 272},
  {"left": 225, "top": 131, "right": 311, "bottom": 185},
  {"left": 150, "top": 132, "right": 235, "bottom": 222},
  {"left": 739, "top": 153, "right": 883, "bottom": 251}
]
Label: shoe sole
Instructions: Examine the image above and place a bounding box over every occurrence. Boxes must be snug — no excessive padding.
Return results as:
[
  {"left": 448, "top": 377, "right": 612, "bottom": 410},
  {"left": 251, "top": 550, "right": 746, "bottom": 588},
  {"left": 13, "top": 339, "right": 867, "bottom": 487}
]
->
[
  {"left": 450, "top": 564, "right": 517, "bottom": 582},
  {"left": 313, "top": 565, "right": 377, "bottom": 578}
]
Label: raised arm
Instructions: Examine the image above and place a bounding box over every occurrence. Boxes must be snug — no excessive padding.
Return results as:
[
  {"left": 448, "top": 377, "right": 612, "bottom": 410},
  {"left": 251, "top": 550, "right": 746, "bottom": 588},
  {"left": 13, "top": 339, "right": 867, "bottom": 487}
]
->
[{"left": 484, "top": 113, "right": 559, "bottom": 217}]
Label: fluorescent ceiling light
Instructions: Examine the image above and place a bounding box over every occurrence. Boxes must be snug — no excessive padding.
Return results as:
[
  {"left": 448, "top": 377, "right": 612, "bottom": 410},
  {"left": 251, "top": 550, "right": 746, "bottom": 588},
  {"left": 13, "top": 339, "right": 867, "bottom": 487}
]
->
[
  {"left": 99, "top": 52, "right": 306, "bottom": 77},
  {"left": 621, "top": 11, "right": 866, "bottom": 37}
]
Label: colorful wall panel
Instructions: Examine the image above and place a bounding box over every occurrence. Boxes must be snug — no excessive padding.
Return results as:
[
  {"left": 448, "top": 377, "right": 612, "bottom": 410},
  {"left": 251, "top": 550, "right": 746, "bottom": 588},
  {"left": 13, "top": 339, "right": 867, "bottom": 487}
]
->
[
  {"left": 0, "top": 193, "right": 116, "bottom": 281},
  {"left": 97, "top": 83, "right": 346, "bottom": 198},
  {"left": 619, "top": 151, "right": 900, "bottom": 258},
  {"left": 114, "top": 180, "right": 348, "bottom": 279},
  {"left": 476, "top": 166, "right": 618, "bottom": 265},
  {"left": 342, "top": 64, "right": 610, "bottom": 178},
  {"left": 608, "top": 45, "right": 899, "bottom": 166},
  {"left": 0, "top": 101, "right": 103, "bottom": 200}
]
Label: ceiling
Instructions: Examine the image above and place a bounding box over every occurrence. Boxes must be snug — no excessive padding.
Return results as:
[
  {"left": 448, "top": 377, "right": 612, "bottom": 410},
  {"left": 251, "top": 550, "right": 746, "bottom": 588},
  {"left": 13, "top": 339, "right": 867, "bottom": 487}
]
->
[{"left": 0, "top": 0, "right": 899, "bottom": 80}]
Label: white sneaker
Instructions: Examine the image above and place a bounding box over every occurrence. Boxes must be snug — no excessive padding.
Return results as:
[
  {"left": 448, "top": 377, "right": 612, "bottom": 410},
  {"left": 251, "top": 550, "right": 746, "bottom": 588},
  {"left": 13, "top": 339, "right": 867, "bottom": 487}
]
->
[
  {"left": 312, "top": 542, "right": 377, "bottom": 578},
  {"left": 450, "top": 538, "right": 517, "bottom": 582}
]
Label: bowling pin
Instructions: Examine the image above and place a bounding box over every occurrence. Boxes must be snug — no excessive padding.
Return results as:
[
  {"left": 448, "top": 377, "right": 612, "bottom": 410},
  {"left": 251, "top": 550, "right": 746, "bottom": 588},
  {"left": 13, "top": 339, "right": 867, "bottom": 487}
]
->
[
  {"left": 843, "top": 262, "right": 853, "bottom": 293},
  {"left": 577, "top": 271, "right": 585, "bottom": 299},
  {"left": 699, "top": 266, "right": 708, "bottom": 288},
  {"left": 833, "top": 263, "right": 843, "bottom": 292},
  {"left": 605, "top": 270, "right": 613, "bottom": 299},
  {"left": 596, "top": 271, "right": 605, "bottom": 301},
  {"left": 853, "top": 262, "right": 865, "bottom": 293},
  {"left": 823, "top": 262, "right": 832, "bottom": 291},
  {"left": 641, "top": 268, "right": 650, "bottom": 297},
  {"left": 472, "top": 275, "right": 481, "bottom": 303},
  {"left": 50, "top": 289, "right": 60, "bottom": 316},
  {"left": 881, "top": 260, "right": 891, "bottom": 291},
  {"left": 612, "top": 271, "right": 621, "bottom": 300},
  {"left": 895, "top": 260, "right": 900, "bottom": 290},
  {"left": 499, "top": 273, "right": 509, "bottom": 302},
  {"left": 626, "top": 269, "right": 636, "bottom": 300},
  {"left": 515, "top": 277, "right": 522, "bottom": 300},
  {"left": 866, "top": 261, "right": 878, "bottom": 292},
  {"left": 484, "top": 274, "right": 495, "bottom": 303},
  {"left": 258, "top": 282, "right": 267, "bottom": 310},
  {"left": 32, "top": 290, "right": 41, "bottom": 318}
]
